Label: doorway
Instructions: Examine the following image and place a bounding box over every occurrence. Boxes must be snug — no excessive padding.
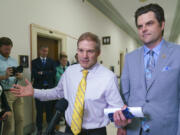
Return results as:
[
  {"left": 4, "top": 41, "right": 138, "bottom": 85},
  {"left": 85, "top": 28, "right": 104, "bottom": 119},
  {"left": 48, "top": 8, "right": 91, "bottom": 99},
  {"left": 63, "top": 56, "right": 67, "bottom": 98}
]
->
[
  {"left": 30, "top": 23, "right": 67, "bottom": 131},
  {"left": 30, "top": 23, "right": 67, "bottom": 62}
]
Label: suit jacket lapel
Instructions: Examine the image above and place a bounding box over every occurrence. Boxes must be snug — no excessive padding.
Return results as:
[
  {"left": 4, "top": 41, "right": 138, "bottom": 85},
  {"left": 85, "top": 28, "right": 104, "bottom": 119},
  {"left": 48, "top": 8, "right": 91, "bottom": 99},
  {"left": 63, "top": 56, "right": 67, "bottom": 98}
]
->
[
  {"left": 37, "top": 57, "right": 43, "bottom": 65},
  {"left": 146, "top": 41, "right": 173, "bottom": 91},
  {"left": 138, "top": 47, "right": 146, "bottom": 89}
]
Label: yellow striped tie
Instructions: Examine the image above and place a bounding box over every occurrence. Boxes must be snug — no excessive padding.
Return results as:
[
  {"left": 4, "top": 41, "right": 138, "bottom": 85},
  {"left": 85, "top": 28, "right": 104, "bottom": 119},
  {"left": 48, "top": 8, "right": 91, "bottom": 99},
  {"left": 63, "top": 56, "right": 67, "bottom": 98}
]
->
[{"left": 71, "top": 70, "right": 88, "bottom": 135}]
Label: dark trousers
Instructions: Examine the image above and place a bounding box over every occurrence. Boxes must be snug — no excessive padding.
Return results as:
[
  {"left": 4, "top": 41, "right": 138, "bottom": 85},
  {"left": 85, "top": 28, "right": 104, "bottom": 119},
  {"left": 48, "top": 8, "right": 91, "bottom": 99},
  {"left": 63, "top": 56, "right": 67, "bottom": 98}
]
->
[
  {"left": 35, "top": 98, "right": 53, "bottom": 131},
  {"left": 65, "top": 124, "right": 107, "bottom": 135}
]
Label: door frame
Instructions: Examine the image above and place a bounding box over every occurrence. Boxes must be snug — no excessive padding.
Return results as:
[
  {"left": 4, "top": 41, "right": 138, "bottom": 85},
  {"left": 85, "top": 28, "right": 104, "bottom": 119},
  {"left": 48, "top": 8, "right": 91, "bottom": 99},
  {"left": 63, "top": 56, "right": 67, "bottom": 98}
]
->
[
  {"left": 119, "top": 51, "right": 125, "bottom": 77},
  {"left": 30, "top": 23, "right": 67, "bottom": 65}
]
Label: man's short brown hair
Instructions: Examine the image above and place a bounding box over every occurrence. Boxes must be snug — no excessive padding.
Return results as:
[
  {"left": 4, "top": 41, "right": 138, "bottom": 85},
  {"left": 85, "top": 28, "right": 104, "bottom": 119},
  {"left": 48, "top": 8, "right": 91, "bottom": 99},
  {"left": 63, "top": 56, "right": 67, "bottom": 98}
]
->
[
  {"left": 0, "top": 37, "right": 13, "bottom": 47},
  {"left": 77, "top": 32, "right": 101, "bottom": 52}
]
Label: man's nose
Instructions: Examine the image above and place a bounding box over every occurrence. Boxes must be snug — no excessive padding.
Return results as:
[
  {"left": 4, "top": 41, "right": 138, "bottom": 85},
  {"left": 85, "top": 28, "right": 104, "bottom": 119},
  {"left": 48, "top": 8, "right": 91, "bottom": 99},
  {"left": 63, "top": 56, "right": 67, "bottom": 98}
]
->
[
  {"left": 142, "top": 25, "right": 147, "bottom": 33},
  {"left": 82, "top": 51, "right": 88, "bottom": 58}
]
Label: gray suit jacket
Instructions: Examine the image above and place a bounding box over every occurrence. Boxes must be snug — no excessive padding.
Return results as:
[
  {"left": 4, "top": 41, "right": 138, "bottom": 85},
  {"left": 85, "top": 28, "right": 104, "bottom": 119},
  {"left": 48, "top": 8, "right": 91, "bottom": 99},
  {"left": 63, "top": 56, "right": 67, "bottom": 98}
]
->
[{"left": 121, "top": 41, "right": 180, "bottom": 135}]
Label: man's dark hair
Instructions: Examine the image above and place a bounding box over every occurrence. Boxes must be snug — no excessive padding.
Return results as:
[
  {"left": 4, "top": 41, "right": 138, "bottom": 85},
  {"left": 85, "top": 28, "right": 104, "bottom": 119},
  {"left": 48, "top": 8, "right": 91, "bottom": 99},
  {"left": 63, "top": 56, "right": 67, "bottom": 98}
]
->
[
  {"left": 0, "top": 37, "right": 13, "bottom": 47},
  {"left": 135, "top": 3, "right": 165, "bottom": 35},
  {"left": 39, "top": 45, "right": 48, "bottom": 50}
]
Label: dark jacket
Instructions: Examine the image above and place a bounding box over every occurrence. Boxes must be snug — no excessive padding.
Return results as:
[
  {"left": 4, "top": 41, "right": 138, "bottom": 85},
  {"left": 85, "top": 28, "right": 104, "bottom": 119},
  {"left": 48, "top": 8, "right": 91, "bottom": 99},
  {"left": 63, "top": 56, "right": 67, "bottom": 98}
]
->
[
  {"left": 1, "top": 91, "right": 11, "bottom": 113},
  {"left": 0, "top": 83, "right": 11, "bottom": 116},
  {"left": 32, "top": 57, "right": 56, "bottom": 89}
]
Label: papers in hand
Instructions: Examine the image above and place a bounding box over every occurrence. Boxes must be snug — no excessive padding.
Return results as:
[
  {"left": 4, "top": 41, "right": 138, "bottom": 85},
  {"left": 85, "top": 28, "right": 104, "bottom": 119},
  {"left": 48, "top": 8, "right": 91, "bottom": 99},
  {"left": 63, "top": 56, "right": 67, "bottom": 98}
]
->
[{"left": 104, "top": 107, "right": 144, "bottom": 122}]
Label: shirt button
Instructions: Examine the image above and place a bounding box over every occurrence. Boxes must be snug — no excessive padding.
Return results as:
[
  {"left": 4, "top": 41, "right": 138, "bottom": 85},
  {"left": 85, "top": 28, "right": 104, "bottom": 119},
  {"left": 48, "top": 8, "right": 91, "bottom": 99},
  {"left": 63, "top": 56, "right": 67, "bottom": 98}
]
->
[{"left": 146, "top": 100, "right": 149, "bottom": 103}]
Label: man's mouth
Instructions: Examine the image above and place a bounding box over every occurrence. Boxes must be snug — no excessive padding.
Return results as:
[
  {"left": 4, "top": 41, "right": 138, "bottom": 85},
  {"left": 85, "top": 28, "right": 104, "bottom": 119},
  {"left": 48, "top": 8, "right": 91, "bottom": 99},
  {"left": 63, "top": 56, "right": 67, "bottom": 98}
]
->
[
  {"left": 81, "top": 60, "right": 89, "bottom": 63},
  {"left": 143, "top": 33, "right": 151, "bottom": 37}
]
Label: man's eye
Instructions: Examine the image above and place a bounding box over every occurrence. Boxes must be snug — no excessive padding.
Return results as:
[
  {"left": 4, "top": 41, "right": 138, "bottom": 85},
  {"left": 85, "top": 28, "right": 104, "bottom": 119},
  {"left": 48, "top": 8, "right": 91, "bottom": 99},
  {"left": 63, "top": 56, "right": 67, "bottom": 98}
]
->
[
  {"left": 78, "top": 49, "right": 83, "bottom": 52},
  {"left": 137, "top": 25, "right": 142, "bottom": 29},
  {"left": 147, "top": 22, "right": 153, "bottom": 26},
  {"left": 88, "top": 50, "right": 94, "bottom": 53}
]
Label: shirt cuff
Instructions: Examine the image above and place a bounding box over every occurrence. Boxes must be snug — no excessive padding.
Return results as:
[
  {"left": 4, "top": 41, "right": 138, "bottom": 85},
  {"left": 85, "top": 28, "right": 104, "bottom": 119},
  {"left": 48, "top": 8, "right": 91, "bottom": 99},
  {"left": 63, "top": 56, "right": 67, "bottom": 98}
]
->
[{"left": 34, "top": 89, "right": 42, "bottom": 99}]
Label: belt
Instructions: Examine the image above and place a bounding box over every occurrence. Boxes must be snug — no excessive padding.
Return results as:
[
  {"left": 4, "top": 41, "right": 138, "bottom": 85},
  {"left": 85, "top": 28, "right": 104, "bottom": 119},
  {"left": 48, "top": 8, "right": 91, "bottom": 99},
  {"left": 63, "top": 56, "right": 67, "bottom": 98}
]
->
[
  {"left": 66, "top": 124, "right": 106, "bottom": 134},
  {"left": 81, "top": 127, "right": 106, "bottom": 133}
]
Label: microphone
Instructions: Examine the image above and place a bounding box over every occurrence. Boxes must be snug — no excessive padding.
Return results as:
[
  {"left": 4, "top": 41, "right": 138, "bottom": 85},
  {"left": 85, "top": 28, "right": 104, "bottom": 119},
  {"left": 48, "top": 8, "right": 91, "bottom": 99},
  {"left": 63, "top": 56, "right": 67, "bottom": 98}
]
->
[{"left": 45, "top": 98, "right": 68, "bottom": 135}]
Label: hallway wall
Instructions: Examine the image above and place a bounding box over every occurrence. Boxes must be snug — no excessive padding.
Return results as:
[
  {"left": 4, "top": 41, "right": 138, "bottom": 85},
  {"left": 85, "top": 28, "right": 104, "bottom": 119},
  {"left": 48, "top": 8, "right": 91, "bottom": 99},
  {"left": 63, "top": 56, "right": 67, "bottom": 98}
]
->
[{"left": 0, "top": 0, "right": 138, "bottom": 133}]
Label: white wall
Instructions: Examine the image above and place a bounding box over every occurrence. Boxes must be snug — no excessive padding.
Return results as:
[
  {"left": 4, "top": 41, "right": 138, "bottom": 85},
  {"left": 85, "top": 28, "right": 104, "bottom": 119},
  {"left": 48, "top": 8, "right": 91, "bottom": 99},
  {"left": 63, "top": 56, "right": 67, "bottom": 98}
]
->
[
  {"left": 0, "top": 0, "right": 138, "bottom": 131},
  {"left": 175, "top": 34, "right": 180, "bottom": 45},
  {"left": 0, "top": 0, "right": 138, "bottom": 75}
]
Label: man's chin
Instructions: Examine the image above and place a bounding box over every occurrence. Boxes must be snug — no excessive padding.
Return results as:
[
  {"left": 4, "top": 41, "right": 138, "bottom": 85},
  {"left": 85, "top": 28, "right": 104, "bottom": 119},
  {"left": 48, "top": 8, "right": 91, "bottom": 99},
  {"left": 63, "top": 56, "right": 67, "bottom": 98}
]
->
[{"left": 80, "top": 63, "right": 90, "bottom": 69}]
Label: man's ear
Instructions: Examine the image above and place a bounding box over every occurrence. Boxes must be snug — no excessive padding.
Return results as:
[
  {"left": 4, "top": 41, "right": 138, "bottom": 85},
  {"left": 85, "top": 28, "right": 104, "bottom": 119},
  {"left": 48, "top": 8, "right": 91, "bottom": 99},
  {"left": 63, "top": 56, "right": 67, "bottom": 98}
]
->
[
  {"left": 161, "top": 21, "right": 165, "bottom": 30},
  {"left": 97, "top": 50, "right": 101, "bottom": 56}
]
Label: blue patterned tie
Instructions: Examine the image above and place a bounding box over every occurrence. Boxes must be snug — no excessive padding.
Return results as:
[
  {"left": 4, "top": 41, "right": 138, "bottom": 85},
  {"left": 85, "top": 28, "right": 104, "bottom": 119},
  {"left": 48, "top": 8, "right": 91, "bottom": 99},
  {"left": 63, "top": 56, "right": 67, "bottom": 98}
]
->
[
  {"left": 143, "top": 50, "right": 155, "bottom": 132},
  {"left": 42, "top": 58, "right": 46, "bottom": 65},
  {"left": 145, "top": 50, "right": 155, "bottom": 86}
]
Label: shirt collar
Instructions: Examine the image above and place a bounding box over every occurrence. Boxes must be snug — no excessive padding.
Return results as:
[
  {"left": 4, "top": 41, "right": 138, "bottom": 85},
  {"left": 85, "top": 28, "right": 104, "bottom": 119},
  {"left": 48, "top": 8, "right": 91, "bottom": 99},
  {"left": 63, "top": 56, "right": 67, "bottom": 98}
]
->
[
  {"left": 79, "top": 62, "right": 99, "bottom": 74},
  {"left": 40, "top": 57, "right": 46, "bottom": 60},
  {"left": 144, "top": 39, "right": 164, "bottom": 56},
  {"left": 0, "top": 54, "right": 10, "bottom": 60}
]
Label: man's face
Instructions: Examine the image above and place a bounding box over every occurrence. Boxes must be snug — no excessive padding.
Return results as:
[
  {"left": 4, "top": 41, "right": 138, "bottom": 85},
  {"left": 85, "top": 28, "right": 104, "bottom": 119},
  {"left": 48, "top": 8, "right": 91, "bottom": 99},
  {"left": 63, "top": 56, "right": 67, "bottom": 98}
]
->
[
  {"left": 137, "top": 11, "right": 165, "bottom": 48},
  {"left": 39, "top": 47, "right": 48, "bottom": 58},
  {"left": 0, "top": 45, "right": 12, "bottom": 58},
  {"left": 77, "top": 40, "right": 100, "bottom": 69},
  {"left": 60, "top": 57, "right": 67, "bottom": 67}
]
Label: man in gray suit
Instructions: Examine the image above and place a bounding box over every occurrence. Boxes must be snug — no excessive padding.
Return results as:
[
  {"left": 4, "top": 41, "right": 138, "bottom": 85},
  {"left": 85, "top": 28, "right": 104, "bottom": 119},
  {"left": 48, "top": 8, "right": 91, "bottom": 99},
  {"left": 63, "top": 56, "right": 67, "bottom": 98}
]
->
[{"left": 114, "top": 3, "right": 180, "bottom": 135}]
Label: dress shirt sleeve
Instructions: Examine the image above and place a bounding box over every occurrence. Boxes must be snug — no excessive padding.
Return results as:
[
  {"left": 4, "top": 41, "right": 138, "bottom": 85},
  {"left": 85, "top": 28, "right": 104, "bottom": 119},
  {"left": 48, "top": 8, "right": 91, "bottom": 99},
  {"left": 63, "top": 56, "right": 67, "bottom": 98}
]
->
[
  {"left": 105, "top": 74, "right": 124, "bottom": 108},
  {"left": 120, "top": 55, "right": 130, "bottom": 104},
  {"left": 34, "top": 74, "right": 65, "bottom": 101}
]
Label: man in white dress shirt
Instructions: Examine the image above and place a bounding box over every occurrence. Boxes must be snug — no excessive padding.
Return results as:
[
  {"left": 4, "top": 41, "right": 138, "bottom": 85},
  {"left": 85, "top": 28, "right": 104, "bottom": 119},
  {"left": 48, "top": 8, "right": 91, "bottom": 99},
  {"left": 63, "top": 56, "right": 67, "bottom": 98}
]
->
[{"left": 11, "top": 32, "right": 124, "bottom": 135}]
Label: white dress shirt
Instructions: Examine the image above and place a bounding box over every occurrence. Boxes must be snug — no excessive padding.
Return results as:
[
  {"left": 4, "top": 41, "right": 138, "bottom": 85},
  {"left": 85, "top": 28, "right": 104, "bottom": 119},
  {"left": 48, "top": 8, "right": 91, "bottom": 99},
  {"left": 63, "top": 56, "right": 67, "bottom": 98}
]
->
[{"left": 34, "top": 63, "right": 124, "bottom": 129}]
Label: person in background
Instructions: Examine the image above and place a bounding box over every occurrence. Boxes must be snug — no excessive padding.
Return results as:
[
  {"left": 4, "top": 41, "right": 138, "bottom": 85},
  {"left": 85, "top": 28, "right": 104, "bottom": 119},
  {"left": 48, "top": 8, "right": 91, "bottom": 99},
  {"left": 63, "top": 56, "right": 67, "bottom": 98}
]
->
[
  {"left": 31, "top": 46, "right": 56, "bottom": 135},
  {"left": 55, "top": 54, "right": 68, "bottom": 85},
  {"left": 0, "top": 37, "right": 24, "bottom": 135},
  {"left": 114, "top": 3, "right": 180, "bottom": 135},
  {"left": 55, "top": 52, "right": 70, "bottom": 67},
  {"left": 72, "top": 53, "right": 79, "bottom": 65},
  {"left": 0, "top": 83, "right": 11, "bottom": 134}
]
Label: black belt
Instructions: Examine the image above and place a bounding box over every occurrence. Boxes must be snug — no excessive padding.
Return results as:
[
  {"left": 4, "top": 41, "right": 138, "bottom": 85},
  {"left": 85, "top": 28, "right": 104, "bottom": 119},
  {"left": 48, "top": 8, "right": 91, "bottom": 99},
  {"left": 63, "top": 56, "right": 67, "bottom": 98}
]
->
[
  {"left": 81, "top": 127, "right": 106, "bottom": 133},
  {"left": 66, "top": 124, "right": 106, "bottom": 135}
]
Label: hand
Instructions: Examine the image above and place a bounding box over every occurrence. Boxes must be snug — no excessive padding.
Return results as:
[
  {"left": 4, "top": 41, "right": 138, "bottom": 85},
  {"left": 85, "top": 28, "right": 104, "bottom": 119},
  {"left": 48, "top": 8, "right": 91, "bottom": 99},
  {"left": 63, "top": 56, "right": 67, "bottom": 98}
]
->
[
  {"left": 38, "top": 71, "right": 43, "bottom": 75},
  {"left": 2, "top": 111, "right": 11, "bottom": 120},
  {"left": 5, "top": 67, "right": 13, "bottom": 78},
  {"left": 10, "top": 79, "right": 34, "bottom": 97},
  {"left": 15, "top": 73, "right": 23, "bottom": 80},
  {"left": 113, "top": 105, "right": 132, "bottom": 127},
  {"left": 117, "top": 128, "right": 126, "bottom": 135}
]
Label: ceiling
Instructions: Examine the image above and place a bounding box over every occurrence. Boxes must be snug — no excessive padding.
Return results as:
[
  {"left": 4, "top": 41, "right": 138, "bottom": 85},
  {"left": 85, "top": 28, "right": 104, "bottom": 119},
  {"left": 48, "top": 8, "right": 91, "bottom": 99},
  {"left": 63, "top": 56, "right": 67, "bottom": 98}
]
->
[{"left": 87, "top": 0, "right": 180, "bottom": 45}]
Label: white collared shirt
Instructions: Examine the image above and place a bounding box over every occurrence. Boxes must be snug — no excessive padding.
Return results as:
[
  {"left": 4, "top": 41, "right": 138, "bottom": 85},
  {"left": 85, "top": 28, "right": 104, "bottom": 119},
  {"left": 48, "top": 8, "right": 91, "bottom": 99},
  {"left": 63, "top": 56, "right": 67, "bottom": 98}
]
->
[{"left": 34, "top": 63, "right": 124, "bottom": 129}]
